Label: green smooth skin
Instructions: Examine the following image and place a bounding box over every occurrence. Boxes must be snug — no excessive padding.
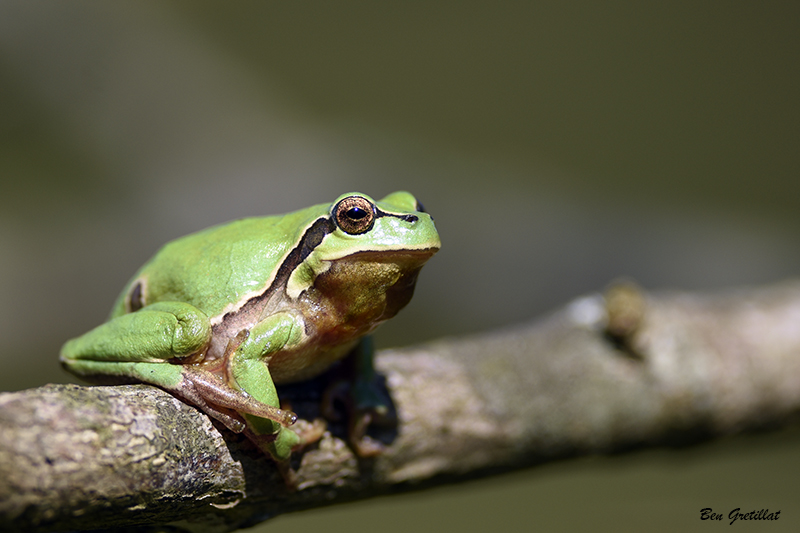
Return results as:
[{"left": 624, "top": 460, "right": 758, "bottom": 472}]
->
[{"left": 61, "top": 191, "right": 440, "bottom": 469}]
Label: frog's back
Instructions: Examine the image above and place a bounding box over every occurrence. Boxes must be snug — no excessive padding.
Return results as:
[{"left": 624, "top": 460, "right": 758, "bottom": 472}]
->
[{"left": 110, "top": 204, "right": 326, "bottom": 319}]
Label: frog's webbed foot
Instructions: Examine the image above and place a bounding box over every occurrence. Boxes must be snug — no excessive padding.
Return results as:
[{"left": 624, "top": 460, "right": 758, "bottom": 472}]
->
[
  {"left": 322, "top": 379, "right": 393, "bottom": 457},
  {"left": 176, "top": 367, "right": 297, "bottom": 433}
]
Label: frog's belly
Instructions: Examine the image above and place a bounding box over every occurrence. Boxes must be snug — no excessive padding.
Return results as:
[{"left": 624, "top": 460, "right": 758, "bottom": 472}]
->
[{"left": 267, "top": 339, "right": 359, "bottom": 384}]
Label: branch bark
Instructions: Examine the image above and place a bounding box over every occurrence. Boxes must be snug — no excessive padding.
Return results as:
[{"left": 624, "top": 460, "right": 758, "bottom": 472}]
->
[{"left": 3, "top": 280, "right": 800, "bottom": 532}]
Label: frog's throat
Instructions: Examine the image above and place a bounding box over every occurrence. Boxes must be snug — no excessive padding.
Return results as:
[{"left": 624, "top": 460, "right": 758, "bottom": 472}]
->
[{"left": 286, "top": 246, "right": 437, "bottom": 299}]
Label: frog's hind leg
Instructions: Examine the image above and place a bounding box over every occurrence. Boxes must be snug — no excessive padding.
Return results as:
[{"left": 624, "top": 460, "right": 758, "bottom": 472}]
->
[
  {"left": 61, "top": 358, "right": 185, "bottom": 389},
  {"left": 61, "top": 359, "right": 249, "bottom": 432},
  {"left": 181, "top": 366, "right": 297, "bottom": 427},
  {"left": 322, "top": 336, "right": 394, "bottom": 457}
]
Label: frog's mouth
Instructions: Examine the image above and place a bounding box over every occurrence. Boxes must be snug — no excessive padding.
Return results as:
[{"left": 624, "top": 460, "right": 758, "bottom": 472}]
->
[{"left": 335, "top": 247, "right": 439, "bottom": 266}]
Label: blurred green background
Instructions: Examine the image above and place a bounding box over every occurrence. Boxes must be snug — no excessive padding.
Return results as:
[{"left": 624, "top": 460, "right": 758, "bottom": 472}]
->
[{"left": 1, "top": 2, "right": 798, "bottom": 531}]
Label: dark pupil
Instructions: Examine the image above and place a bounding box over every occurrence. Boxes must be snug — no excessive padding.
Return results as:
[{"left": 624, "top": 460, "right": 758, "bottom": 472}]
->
[{"left": 346, "top": 207, "right": 368, "bottom": 220}]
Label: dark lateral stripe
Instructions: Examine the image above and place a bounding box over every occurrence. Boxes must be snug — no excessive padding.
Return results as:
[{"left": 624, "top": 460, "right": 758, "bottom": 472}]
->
[
  {"left": 270, "top": 216, "right": 336, "bottom": 294},
  {"left": 217, "top": 216, "right": 336, "bottom": 325},
  {"left": 375, "top": 208, "right": 418, "bottom": 223}
]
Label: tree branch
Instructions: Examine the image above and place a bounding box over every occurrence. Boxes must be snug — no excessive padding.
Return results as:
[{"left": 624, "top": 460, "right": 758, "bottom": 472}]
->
[{"left": 3, "top": 280, "right": 800, "bottom": 532}]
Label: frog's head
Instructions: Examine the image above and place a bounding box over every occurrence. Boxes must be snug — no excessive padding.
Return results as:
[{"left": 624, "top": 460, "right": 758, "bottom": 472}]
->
[
  {"left": 324, "top": 191, "right": 440, "bottom": 260},
  {"left": 287, "top": 191, "right": 440, "bottom": 322}
]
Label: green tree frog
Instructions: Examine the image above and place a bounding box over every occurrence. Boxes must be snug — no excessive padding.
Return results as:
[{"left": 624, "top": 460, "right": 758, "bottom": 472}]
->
[{"left": 61, "top": 191, "right": 440, "bottom": 482}]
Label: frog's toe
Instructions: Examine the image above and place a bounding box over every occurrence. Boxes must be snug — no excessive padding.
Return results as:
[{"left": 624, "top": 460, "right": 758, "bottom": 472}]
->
[
  {"left": 322, "top": 377, "right": 395, "bottom": 456},
  {"left": 349, "top": 411, "right": 386, "bottom": 457},
  {"left": 291, "top": 418, "right": 327, "bottom": 451}
]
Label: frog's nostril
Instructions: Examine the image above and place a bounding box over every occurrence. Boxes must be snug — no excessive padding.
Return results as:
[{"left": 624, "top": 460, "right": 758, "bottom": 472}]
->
[{"left": 401, "top": 214, "right": 418, "bottom": 223}]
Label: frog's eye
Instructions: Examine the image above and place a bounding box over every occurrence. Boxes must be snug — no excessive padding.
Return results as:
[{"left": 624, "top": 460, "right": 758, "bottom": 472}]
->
[
  {"left": 333, "top": 195, "right": 376, "bottom": 235},
  {"left": 415, "top": 200, "right": 426, "bottom": 213}
]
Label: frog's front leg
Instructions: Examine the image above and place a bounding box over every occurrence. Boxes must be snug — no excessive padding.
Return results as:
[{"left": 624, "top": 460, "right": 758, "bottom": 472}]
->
[{"left": 227, "top": 312, "right": 326, "bottom": 465}]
